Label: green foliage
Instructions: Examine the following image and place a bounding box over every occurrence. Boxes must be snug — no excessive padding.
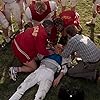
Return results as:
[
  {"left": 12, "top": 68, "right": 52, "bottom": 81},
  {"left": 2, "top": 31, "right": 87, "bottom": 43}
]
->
[{"left": 0, "top": 0, "right": 100, "bottom": 100}]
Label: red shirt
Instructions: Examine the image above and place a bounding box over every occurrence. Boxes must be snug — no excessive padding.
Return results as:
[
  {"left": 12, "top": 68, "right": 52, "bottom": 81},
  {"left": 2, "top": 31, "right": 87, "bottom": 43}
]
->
[
  {"left": 12, "top": 25, "right": 49, "bottom": 63},
  {"left": 59, "top": 10, "right": 80, "bottom": 27},
  {"left": 49, "top": 26, "right": 58, "bottom": 44},
  {"left": 29, "top": 1, "right": 51, "bottom": 21}
]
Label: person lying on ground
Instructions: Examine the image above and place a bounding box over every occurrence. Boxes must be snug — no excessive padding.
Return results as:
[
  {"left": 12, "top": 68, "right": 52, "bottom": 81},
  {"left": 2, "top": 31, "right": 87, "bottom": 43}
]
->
[
  {"left": 9, "top": 44, "right": 71, "bottom": 100},
  {"left": 9, "top": 20, "right": 56, "bottom": 81}
]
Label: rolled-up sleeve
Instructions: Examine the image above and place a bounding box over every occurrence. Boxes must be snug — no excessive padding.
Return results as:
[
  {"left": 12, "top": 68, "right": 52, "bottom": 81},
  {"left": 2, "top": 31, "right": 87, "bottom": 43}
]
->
[
  {"left": 60, "top": 58, "right": 69, "bottom": 75},
  {"left": 62, "top": 39, "right": 76, "bottom": 58}
]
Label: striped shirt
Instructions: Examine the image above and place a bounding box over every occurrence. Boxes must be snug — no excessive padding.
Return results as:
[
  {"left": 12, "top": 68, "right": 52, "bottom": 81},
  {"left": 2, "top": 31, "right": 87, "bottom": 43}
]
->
[{"left": 62, "top": 34, "right": 100, "bottom": 62}]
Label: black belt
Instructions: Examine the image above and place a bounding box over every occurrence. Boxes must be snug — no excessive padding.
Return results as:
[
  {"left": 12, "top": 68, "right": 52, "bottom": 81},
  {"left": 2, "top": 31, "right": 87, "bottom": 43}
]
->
[{"left": 87, "top": 59, "right": 100, "bottom": 64}]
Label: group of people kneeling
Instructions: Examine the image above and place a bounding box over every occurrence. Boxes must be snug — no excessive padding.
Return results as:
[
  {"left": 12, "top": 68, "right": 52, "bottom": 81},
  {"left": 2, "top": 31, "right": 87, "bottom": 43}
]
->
[
  {"left": 0, "top": 0, "right": 99, "bottom": 100},
  {"left": 9, "top": 19, "right": 100, "bottom": 100}
]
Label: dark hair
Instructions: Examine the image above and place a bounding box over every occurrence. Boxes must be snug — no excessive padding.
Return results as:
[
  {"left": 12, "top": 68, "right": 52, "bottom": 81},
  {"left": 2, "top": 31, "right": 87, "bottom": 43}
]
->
[
  {"left": 42, "top": 20, "right": 54, "bottom": 28},
  {"left": 24, "top": 22, "right": 33, "bottom": 30},
  {"left": 65, "top": 25, "right": 78, "bottom": 37},
  {"left": 58, "top": 36, "right": 68, "bottom": 46},
  {"left": 53, "top": 18, "right": 64, "bottom": 27}
]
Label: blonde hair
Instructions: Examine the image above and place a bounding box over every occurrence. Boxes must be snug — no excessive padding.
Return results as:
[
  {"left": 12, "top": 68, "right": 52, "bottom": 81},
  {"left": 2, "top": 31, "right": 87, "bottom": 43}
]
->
[
  {"left": 0, "top": 1, "right": 4, "bottom": 11},
  {"left": 34, "top": 1, "right": 46, "bottom": 14}
]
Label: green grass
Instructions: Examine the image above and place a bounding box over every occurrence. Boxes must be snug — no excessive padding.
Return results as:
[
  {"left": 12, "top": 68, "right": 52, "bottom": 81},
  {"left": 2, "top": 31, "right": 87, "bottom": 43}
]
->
[{"left": 0, "top": 0, "right": 100, "bottom": 100}]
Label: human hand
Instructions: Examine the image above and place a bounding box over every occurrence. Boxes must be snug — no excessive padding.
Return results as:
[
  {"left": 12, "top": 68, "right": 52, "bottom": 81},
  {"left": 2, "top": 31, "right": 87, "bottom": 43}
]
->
[{"left": 54, "top": 44, "right": 63, "bottom": 54}]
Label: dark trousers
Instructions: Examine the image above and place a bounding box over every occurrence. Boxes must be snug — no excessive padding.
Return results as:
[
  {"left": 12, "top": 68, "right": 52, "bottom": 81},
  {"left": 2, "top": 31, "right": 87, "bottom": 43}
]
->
[{"left": 68, "top": 61, "right": 100, "bottom": 80}]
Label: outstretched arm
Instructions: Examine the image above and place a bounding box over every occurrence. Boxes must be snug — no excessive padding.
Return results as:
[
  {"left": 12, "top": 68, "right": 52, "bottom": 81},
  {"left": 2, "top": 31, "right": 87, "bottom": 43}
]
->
[
  {"left": 53, "top": 72, "right": 64, "bottom": 87},
  {"left": 53, "top": 58, "right": 68, "bottom": 87}
]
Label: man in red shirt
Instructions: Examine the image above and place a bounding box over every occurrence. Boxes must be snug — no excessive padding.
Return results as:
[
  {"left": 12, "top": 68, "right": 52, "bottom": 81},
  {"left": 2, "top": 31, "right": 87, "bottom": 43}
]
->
[
  {"left": 23, "top": 0, "right": 58, "bottom": 45},
  {"left": 59, "top": 10, "right": 82, "bottom": 32},
  {"left": 24, "top": 0, "right": 57, "bottom": 26},
  {"left": 53, "top": 10, "right": 82, "bottom": 45},
  {"left": 9, "top": 20, "right": 54, "bottom": 81}
]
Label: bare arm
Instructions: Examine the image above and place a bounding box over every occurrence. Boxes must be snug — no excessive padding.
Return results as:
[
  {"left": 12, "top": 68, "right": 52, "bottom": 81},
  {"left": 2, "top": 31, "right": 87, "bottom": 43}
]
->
[
  {"left": 53, "top": 72, "right": 64, "bottom": 87},
  {"left": 53, "top": 58, "right": 68, "bottom": 87}
]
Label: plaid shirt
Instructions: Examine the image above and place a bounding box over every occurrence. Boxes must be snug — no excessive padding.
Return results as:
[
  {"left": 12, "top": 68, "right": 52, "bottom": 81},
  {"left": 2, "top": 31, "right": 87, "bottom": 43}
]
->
[
  {"left": 62, "top": 34, "right": 100, "bottom": 62},
  {"left": 3, "top": 0, "right": 16, "bottom": 4}
]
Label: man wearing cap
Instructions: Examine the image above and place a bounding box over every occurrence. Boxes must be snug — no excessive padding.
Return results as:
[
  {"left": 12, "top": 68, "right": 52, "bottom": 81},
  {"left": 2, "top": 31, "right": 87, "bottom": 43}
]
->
[
  {"left": 9, "top": 44, "right": 70, "bottom": 100},
  {"left": 9, "top": 20, "right": 55, "bottom": 81}
]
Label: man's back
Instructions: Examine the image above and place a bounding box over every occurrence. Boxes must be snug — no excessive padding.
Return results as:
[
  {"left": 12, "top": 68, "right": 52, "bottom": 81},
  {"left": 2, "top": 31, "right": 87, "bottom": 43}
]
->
[{"left": 63, "top": 34, "right": 100, "bottom": 62}]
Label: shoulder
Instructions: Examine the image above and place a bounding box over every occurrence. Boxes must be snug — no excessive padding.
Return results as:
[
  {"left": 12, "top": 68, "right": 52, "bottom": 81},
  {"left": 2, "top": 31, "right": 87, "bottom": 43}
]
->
[
  {"left": 68, "top": 34, "right": 80, "bottom": 44},
  {"left": 49, "top": 0, "right": 57, "bottom": 6},
  {"left": 38, "top": 25, "right": 47, "bottom": 36}
]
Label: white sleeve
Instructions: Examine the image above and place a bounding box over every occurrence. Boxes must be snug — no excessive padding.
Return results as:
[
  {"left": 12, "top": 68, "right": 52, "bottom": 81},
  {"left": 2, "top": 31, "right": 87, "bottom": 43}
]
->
[
  {"left": 25, "top": 7, "right": 32, "bottom": 22},
  {"left": 60, "top": 58, "right": 68, "bottom": 75},
  {"left": 49, "top": 1, "right": 58, "bottom": 11},
  {"left": 65, "top": 55, "right": 72, "bottom": 68},
  {"left": 60, "top": 56, "right": 72, "bottom": 75}
]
